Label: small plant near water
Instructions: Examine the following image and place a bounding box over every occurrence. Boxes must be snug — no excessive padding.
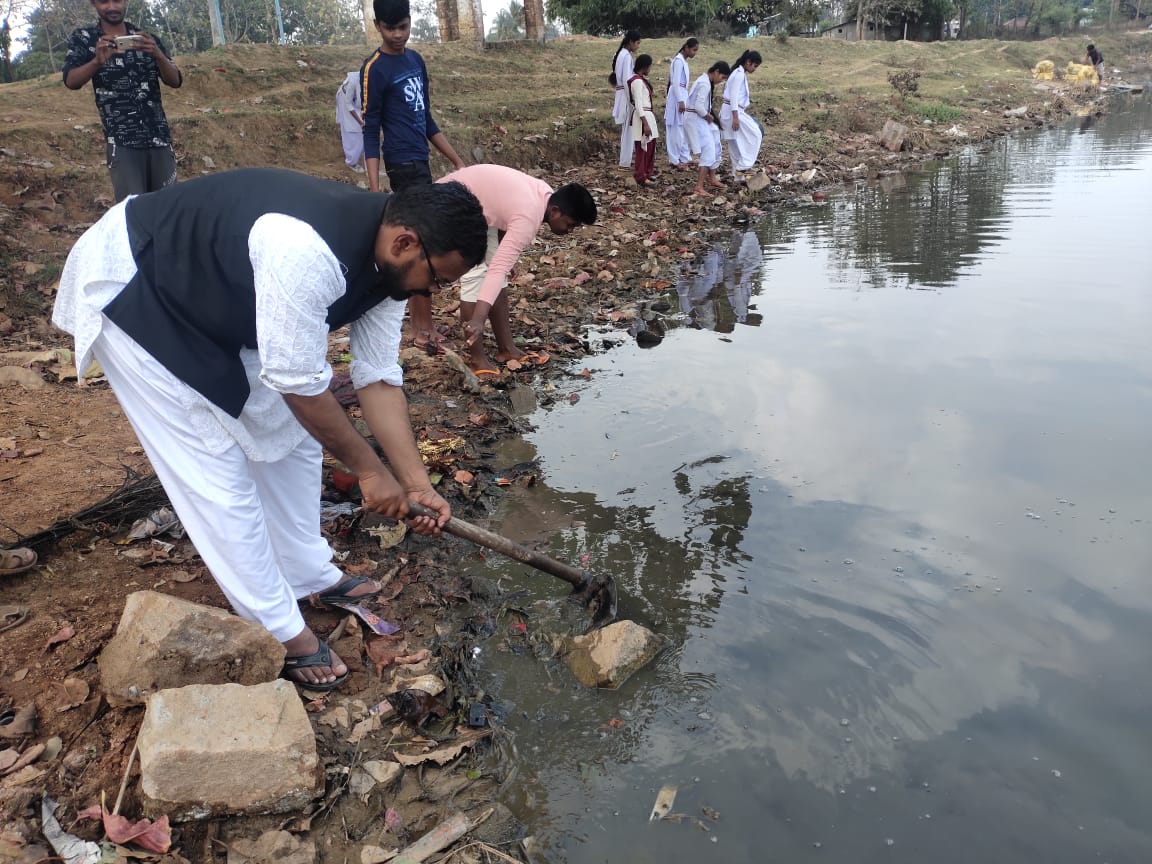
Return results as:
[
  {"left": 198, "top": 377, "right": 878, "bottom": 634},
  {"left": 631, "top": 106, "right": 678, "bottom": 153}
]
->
[
  {"left": 887, "top": 69, "right": 921, "bottom": 97},
  {"left": 912, "top": 102, "right": 964, "bottom": 123}
]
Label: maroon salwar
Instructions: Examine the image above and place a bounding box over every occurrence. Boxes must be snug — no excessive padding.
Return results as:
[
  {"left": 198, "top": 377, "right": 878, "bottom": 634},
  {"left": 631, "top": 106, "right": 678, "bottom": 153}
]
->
[{"left": 633, "top": 140, "right": 656, "bottom": 183}]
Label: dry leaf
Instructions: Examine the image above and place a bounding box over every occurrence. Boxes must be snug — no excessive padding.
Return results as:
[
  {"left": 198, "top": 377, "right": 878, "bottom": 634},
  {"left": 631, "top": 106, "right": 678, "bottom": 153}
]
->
[
  {"left": 453, "top": 469, "right": 474, "bottom": 485},
  {"left": 468, "top": 413, "right": 489, "bottom": 427},
  {"left": 55, "top": 678, "right": 90, "bottom": 712},
  {"left": 0, "top": 749, "right": 18, "bottom": 771},
  {"left": 168, "top": 569, "right": 199, "bottom": 583},
  {"left": 45, "top": 625, "right": 75, "bottom": 650},
  {"left": 393, "top": 728, "right": 491, "bottom": 767},
  {"left": 1, "top": 743, "right": 44, "bottom": 776},
  {"left": 77, "top": 801, "right": 172, "bottom": 853},
  {"left": 504, "top": 358, "right": 522, "bottom": 371}
]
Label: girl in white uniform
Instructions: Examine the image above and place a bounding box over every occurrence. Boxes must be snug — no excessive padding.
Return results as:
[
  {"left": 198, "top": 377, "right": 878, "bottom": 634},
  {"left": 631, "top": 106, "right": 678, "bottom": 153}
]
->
[
  {"left": 685, "top": 61, "right": 730, "bottom": 196},
  {"left": 663, "top": 37, "right": 698, "bottom": 169},
  {"left": 610, "top": 30, "right": 641, "bottom": 168},
  {"left": 720, "top": 50, "right": 763, "bottom": 180}
]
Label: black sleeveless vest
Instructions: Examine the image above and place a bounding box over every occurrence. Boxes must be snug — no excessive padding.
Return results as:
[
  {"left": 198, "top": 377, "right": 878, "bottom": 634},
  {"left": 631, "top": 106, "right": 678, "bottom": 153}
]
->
[{"left": 103, "top": 168, "right": 391, "bottom": 418}]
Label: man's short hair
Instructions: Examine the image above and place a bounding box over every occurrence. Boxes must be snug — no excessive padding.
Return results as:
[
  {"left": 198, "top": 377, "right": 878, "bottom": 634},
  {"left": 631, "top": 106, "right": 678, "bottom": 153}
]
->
[
  {"left": 384, "top": 181, "right": 488, "bottom": 269},
  {"left": 374, "top": 0, "right": 410, "bottom": 25},
  {"left": 549, "top": 184, "right": 597, "bottom": 226}
]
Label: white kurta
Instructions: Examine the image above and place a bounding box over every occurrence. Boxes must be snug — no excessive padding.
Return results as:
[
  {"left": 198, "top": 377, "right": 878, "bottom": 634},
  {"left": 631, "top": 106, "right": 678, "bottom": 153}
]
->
[
  {"left": 663, "top": 53, "right": 692, "bottom": 165},
  {"left": 336, "top": 71, "right": 364, "bottom": 170},
  {"left": 613, "top": 49, "right": 635, "bottom": 166},
  {"left": 53, "top": 202, "right": 408, "bottom": 640},
  {"left": 685, "top": 72, "right": 722, "bottom": 169},
  {"left": 628, "top": 75, "right": 659, "bottom": 145},
  {"left": 720, "top": 67, "right": 763, "bottom": 172}
]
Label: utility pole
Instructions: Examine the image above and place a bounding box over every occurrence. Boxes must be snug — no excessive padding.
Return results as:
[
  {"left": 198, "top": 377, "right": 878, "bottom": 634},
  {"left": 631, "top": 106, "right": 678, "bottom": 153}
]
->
[{"left": 208, "top": 0, "right": 225, "bottom": 45}]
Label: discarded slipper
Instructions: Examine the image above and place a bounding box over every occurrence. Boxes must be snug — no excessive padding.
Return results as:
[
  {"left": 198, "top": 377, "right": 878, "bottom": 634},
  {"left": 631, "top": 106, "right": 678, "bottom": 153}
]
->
[
  {"left": 0, "top": 547, "right": 37, "bottom": 577},
  {"left": 312, "top": 575, "right": 380, "bottom": 607},
  {"left": 281, "top": 639, "right": 348, "bottom": 691},
  {"left": 0, "top": 604, "right": 29, "bottom": 635}
]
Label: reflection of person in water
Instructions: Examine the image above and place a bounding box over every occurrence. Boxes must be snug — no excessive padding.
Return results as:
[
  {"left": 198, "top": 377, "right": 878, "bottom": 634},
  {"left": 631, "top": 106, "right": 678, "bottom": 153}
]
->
[
  {"left": 677, "top": 243, "right": 724, "bottom": 331},
  {"left": 723, "top": 231, "right": 762, "bottom": 326}
]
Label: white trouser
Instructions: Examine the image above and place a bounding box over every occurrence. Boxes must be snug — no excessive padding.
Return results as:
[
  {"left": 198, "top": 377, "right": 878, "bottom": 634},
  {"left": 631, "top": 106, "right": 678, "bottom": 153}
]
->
[
  {"left": 665, "top": 122, "right": 691, "bottom": 165},
  {"left": 618, "top": 122, "right": 633, "bottom": 167},
  {"left": 95, "top": 319, "right": 344, "bottom": 641},
  {"left": 340, "top": 128, "right": 364, "bottom": 169}
]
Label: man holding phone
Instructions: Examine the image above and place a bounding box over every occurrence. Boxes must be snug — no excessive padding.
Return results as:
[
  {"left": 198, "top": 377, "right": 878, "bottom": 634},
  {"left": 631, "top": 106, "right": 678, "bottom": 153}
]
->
[{"left": 64, "top": 0, "right": 182, "bottom": 202}]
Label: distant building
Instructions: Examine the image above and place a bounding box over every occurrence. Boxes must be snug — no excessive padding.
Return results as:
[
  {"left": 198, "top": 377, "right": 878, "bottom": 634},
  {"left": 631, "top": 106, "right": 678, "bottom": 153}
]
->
[{"left": 820, "top": 18, "right": 904, "bottom": 40}]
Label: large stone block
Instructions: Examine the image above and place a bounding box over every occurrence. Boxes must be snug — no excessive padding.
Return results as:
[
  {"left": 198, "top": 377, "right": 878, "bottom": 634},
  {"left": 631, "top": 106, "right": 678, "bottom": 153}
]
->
[
  {"left": 561, "top": 620, "right": 667, "bottom": 689},
  {"left": 100, "top": 591, "right": 285, "bottom": 706},
  {"left": 879, "top": 119, "right": 908, "bottom": 152},
  {"left": 138, "top": 681, "right": 321, "bottom": 821}
]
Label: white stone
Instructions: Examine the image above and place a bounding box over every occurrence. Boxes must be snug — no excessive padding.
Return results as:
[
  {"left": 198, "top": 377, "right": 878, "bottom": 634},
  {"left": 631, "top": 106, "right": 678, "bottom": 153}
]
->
[{"left": 138, "top": 681, "right": 321, "bottom": 821}]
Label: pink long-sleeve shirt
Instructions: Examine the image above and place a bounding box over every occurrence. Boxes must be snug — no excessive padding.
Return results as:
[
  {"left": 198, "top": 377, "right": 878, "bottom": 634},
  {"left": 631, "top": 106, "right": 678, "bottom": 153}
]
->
[{"left": 437, "top": 164, "right": 553, "bottom": 306}]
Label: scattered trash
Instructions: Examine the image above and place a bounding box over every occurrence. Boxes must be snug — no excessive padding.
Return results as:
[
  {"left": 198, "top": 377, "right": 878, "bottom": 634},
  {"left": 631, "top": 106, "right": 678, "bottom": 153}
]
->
[
  {"left": 44, "top": 624, "right": 75, "bottom": 650},
  {"left": 41, "top": 797, "right": 102, "bottom": 864},
  {"left": 383, "top": 689, "right": 448, "bottom": 729},
  {"left": 77, "top": 795, "right": 172, "bottom": 853},
  {"left": 650, "top": 784, "right": 677, "bottom": 821},
  {"left": 122, "top": 507, "right": 184, "bottom": 542},
  {"left": 0, "top": 703, "right": 36, "bottom": 738},
  {"left": 327, "top": 602, "right": 400, "bottom": 636}
]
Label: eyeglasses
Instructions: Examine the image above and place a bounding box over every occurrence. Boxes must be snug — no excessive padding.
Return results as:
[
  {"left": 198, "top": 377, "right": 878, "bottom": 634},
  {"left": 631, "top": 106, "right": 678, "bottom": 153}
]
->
[{"left": 417, "top": 235, "right": 448, "bottom": 291}]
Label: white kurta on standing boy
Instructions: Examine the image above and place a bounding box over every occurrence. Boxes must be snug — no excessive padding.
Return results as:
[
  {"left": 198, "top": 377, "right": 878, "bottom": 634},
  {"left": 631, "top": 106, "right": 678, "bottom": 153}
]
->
[{"left": 613, "top": 48, "right": 635, "bottom": 167}]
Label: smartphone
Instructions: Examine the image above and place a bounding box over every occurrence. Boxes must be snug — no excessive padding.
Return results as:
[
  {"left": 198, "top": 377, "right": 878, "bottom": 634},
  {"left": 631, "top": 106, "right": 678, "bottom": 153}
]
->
[{"left": 114, "top": 35, "right": 147, "bottom": 50}]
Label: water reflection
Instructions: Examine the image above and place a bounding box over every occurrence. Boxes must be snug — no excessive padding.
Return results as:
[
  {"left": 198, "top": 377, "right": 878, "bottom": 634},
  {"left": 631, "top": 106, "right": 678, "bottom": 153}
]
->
[
  {"left": 474, "top": 95, "right": 1152, "bottom": 864},
  {"left": 676, "top": 233, "right": 763, "bottom": 331}
]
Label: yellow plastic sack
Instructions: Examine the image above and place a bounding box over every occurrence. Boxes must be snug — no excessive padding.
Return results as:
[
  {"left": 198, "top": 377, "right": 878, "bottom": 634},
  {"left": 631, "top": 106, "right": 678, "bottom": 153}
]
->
[
  {"left": 1032, "top": 60, "right": 1055, "bottom": 80},
  {"left": 1064, "top": 62, "right": 1099, "bottom": 85}
]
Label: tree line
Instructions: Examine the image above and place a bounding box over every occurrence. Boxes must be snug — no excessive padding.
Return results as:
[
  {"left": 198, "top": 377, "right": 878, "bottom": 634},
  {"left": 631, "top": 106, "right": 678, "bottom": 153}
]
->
[{"left": 2, "top": 0, "right": 1136, "bottom": 83}]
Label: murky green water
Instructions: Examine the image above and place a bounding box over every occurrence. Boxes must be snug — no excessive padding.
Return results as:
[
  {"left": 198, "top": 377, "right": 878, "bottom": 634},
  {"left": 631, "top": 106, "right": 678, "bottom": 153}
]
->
[{"left": 471, "top": 96, "right": 1152, "bottom": 863}]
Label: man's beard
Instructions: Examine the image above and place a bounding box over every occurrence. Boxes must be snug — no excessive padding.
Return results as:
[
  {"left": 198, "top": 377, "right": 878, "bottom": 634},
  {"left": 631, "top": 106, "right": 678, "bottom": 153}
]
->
[{"left": 374, "top": 258, "right": 430, "bottom": 301}]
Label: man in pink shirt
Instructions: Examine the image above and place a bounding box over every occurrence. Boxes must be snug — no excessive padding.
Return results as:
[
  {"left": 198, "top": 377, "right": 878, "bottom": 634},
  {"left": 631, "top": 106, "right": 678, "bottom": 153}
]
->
[{"left": 433, "top": 165, "right": 596, "bottom": 374}]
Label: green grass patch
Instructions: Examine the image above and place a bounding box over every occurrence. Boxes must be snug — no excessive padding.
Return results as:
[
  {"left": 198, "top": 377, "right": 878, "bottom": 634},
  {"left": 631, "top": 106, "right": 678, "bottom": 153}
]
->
[{"left": 912, "top": 102, "right": 965, "bottom": 124}]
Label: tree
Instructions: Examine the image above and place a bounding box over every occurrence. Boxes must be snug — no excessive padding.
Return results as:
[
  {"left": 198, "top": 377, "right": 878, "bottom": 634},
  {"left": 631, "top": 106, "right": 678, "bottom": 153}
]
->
[
  {"left": 487, "top": 0, "right": 525, "bottom": 39},
  {"left": 549, "top": 0, "right": 722, "bottom": 36},
  {"left": 410, "top": 14, "right": 439, "bottom": 39}
]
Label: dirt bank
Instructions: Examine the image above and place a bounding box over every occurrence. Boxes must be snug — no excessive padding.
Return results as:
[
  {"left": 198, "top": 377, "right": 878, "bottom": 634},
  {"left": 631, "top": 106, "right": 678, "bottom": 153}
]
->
[{"left": 1, "top": 31, "right": 1149, "bottom": 864}]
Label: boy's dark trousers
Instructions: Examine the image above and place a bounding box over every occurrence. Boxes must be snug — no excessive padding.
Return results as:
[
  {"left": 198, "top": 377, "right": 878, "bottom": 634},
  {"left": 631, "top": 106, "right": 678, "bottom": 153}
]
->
[{"left": 386, "top": 160, "right": 434, "bottom": 192}]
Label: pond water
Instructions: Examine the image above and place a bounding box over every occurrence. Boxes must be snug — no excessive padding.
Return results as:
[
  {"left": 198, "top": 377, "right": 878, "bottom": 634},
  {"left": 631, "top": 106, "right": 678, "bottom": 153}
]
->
[{"left": 471, "top": 95, "right": 1152, "bottom": 863}]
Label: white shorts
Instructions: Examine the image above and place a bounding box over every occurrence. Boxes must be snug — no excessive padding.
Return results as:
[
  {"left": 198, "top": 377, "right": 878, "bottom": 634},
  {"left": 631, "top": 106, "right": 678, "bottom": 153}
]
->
[{"left": 459, "top": 228, "right": 503, "bottom": 303}]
